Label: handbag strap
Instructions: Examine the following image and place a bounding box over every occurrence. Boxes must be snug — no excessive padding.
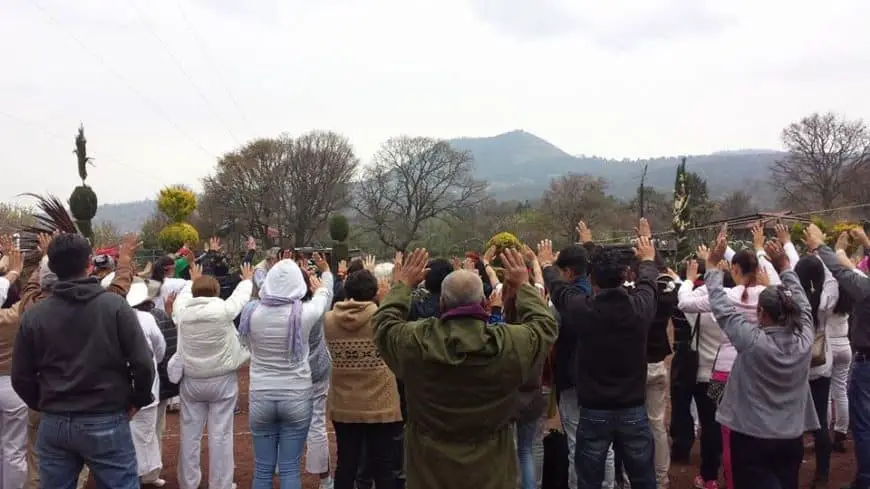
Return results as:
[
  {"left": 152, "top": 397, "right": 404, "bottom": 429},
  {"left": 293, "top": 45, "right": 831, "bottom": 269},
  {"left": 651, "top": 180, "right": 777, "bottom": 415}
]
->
[{"left": 692, "top": 313, "right": 702, "bottom": 350}]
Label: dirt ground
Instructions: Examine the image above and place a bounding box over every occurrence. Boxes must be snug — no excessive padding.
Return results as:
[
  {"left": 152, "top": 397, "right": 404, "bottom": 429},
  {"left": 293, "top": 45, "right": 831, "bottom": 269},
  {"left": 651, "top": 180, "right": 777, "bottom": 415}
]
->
[{"left": 98, "top": 368, "right": 855, "bottom": 489}]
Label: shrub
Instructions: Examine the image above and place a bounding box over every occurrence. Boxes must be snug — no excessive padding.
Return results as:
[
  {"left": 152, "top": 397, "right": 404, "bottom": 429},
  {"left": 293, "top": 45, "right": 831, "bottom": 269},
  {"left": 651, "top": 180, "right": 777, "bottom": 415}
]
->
[
  {"left": 485, "top": 232, "right": 523, "bottom": 266},
  {"left": 158, "top": 186, "right": 197, "bottom": 223},
  {"left": 329, "top": 214, "right": 350, "bottom": 242},
  {"left": 69, "top": 185, "right": 98, "bottom": 221},
  {"left": 158, "top": 222, "right": 200, "bottom": 252}
]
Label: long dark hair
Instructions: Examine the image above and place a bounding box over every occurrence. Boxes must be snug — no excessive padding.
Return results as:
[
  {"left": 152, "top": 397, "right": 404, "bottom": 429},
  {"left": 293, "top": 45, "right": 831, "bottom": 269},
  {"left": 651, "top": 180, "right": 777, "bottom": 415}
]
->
[
  {"left": 833, "top": 283, "right": 855, "bottom": 315},
  {"left": 151, "top": 255, "right": 175, "bottom": 283},
  {"left": 794, "top": 256, "right": 825, "bottom": 332},
  {"left": 731, "top": 250, "right": 759, "bottom": 301}
]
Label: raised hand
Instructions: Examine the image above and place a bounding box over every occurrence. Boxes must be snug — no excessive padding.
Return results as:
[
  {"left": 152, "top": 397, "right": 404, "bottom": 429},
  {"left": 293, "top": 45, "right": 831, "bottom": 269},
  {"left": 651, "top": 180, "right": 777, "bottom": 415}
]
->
[
  {"left": 707, "top": 236, "right": 727, "bottom": 269},
  {"left": 239, "top": 263, "right": 254, "bottom": 281},
  {"left": 635, "top": 218, "right": 652, "bottom": 239},
  {"left": 537, "top": 239, "right": 555, "bottom": 267},
  {"left": 577, "top": 221, "right": 593, "bottom": 244},
  {"left": 850, "top": 227, "right": 870, "bottom": 248},
  {"left": 634, "top": 236, "right": 655, "bottom": 262},
  {"left": 774, "top": 222, "right": 791, "bottom": 244},
  {"left": 685, "top": 260, "right": 699, "bottom": 283},
  {"left": 482, "top": 246, "right": 496, "bottom": 265},
  {"left": 750, "top": 221, "right": 765, "bottom": 251},
  {"left": 501, "top": 248, "right": 530, "bottom": 288},
  {"left": 716, "top": 223, "right": 728, "bottom": 244},
  {"left": 391, "top": 251, "right": 404, "bottom": 285},
  {"left": 312, "top": 252, "right": 330, "bottom": 273},
  {"left": 37, "top": 233, "right": 54, "bottom": 254},
  {"left": 308, "top": 274, "right": 322, "bottom": 294},
  {"left": 119, "top": 233, "right": 140, "bottom": 263},
  {"left": 763, "top": 240, "right": 790, "bottom": 273},
  {"left": 462, "top": 257, "right": 475, "bottom": 271},
  {"left": 803, "top": 223, "right": 826, "bottom": 252},
  {"left": 696, "top": 244, "right": 710, "bottom": 262},
  {"left": 397, "top": 249, "right": 429, "bottom": 288},
  {"left": 836, "top": 231, "right": 850, "bottom": 252},
  {"left": 337, "top": 259, "right": 348, "bottom": 276},
  {"left": 246, "top": 236, "right": 257, "bottom": 251},
  {"left": 209, "top": 236, "right": 222, "bottom": 252},
  {"left": 376, "top": 277, "right": 391, "bottom": 303},
  {"left": 363, "top": 254, "right": 376, "bottom": 272},
  {"left": 190, "top": 263, "right": 203, "bottom": 281}
]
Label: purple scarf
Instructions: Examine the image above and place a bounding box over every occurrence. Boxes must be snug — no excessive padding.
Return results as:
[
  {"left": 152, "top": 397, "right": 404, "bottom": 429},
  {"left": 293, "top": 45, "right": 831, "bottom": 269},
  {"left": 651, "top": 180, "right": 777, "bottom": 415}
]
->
[
  {"left": 239, "top": 295, "right": 304, "bottom": 363},
  {"left": 440, "top": 303, "right": 490, "bottom": 322}
]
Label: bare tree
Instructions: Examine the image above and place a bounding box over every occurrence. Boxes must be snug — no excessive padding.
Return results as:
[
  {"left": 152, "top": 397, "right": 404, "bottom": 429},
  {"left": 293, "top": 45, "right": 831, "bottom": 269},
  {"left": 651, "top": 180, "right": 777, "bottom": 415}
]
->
[
  {"left": 279, "top": 131, "right": 358, "bottom": 247},
  {"left": 353, "top": 136, "right": 488, "bottom": 251},
  {"left": 202, "top": 138, "right": 289, "bottom": 247},
  {"left": 93, "top": 220, "right": 121, "bottom": 248},
  {"left": 0, "top": 202, "right": 34, "bottom": 235},
  {"left": 717, "top": 190, "right": 758, "bottom": 219},
  {"left": 771, "top": 112, "right": 870, "bottom": 210},
  {"left": 540, "top": 174, "right": 614, "bottom": 239}
]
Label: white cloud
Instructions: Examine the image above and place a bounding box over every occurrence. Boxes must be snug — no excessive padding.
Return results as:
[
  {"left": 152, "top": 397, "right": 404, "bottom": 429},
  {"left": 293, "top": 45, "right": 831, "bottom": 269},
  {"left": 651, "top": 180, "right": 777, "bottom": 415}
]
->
[{"left": 2, "top": 0, "right": 869, "bottom": 203}]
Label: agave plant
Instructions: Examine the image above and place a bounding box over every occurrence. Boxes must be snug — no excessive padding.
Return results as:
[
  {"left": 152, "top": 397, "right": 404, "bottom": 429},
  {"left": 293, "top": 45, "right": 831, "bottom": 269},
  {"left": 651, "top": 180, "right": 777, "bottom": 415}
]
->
[{"left": 17, "top": 193, "right": 79, "bottom": 266}]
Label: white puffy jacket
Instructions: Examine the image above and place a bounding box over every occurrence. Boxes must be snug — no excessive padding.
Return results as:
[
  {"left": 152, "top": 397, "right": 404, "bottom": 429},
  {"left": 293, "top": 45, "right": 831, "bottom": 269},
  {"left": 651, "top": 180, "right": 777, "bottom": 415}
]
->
[{"left": 173, "top": 279, "right": 254, "bottom": 379}]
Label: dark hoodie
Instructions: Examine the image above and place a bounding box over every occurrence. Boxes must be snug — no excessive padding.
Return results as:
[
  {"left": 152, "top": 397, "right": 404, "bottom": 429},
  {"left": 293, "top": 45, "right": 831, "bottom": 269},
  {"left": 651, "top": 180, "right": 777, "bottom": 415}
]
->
[{"left": 11, "top": 277, "right": 155, "bottom": 413}]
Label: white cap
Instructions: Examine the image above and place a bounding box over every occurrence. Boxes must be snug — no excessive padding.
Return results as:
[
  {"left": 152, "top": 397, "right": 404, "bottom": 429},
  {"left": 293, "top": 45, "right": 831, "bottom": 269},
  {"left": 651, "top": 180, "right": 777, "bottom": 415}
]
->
[{"left": 126, "top": 280, "right": 150, "bottom": 308}]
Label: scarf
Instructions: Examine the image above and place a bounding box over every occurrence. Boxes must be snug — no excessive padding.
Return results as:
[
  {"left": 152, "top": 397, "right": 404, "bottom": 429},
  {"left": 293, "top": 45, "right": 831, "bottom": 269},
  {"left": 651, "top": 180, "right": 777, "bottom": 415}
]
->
[
  {"left": 440, "top": 303, "right": 490, "bottom": 322},
  {"left": 239, "top": 294, "right": 305, "bottom": 363}
]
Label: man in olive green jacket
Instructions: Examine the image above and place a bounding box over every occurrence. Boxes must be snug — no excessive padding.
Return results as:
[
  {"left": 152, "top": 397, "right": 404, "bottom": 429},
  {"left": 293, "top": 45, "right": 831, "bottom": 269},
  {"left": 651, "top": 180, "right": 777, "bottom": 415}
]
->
[{"left": 373, "top": 248, "right": 557, "bottom": 489}]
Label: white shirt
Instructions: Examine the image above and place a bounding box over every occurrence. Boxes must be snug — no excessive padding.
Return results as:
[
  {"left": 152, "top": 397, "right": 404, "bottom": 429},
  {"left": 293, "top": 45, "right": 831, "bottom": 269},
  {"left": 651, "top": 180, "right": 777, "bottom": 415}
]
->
[{"left": 135, "top": 310, "right": 166, "bottom": 407}]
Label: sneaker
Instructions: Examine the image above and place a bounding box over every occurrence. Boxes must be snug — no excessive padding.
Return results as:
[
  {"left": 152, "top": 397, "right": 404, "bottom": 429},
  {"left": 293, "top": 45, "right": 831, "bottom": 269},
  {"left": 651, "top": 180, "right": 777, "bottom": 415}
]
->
[
  {"left": 694, "top": 475, "right": 719, "bottom": 489},
  {"left": 320, "top": 476, "right": 335, "bottom": 489},
  {"left": 142, "top": 478, "right": 166, "bottom": 487}
]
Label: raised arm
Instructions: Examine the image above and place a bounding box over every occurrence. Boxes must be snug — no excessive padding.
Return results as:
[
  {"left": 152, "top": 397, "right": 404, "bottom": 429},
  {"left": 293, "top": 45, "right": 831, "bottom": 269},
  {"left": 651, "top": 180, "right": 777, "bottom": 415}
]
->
[
  {"left": 677, "top": 281, "right": 711, "bottom": 313},
  {"left": 706, "top": 268, "right": 762, "bottom": 352},
  {"left": 817, "top": 245, "right": 870, "bottom": 302},
  {"left": 504, "top": 283, "right": 558, "bottom": 380},
  {"left": 372, "top": 282, "right": 416, "bottom": 378},
  {"left": 779, "top": 268, "right": 815, "bottom": 343},
  {"left": 223, "top": 279, "right": 254, "bottom": 321}
]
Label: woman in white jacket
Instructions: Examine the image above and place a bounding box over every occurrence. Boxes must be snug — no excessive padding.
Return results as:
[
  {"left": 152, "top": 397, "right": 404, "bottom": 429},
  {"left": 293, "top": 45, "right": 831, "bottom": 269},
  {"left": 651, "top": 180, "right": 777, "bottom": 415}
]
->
[
  {"left": 238, "top": 255, "right": 333, "bottom": 489},
  {"left": 172, "top": 263, "right": 254, "bottom": 489},
  {"left": 124, "top": 280, "right": 168, "bottom": 487}
]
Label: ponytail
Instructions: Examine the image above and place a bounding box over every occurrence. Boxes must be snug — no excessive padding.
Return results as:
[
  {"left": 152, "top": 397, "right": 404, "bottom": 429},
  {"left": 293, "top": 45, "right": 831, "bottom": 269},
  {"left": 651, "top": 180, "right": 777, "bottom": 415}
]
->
[{"left": 795, "top": 256, "right": 825, "bottom": 332}]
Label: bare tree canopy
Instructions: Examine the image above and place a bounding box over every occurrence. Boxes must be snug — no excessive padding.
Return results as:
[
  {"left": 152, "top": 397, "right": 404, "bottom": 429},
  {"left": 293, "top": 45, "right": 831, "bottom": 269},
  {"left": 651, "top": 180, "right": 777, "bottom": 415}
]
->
[
  {"left": 353, "top": 136, "right": 487, "bottom": 251},
  {"left": 200, "top": 131, "right": 358, "bottom": 247},
  {"left": 717, "top": 190, "right": 758, "bottom": 219},
  {"left": 540, "top": 174, "right": 613, "bottom": 239},
  {"left": 771, "top": 112, "right": 870, "bottom": 210}
]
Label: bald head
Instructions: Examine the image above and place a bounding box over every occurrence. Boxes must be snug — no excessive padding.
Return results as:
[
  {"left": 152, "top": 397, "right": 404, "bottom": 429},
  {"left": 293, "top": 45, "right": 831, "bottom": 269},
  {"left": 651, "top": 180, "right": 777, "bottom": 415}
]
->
[{"left": 440, "top": 270, "right": 485, "bottom": 310}]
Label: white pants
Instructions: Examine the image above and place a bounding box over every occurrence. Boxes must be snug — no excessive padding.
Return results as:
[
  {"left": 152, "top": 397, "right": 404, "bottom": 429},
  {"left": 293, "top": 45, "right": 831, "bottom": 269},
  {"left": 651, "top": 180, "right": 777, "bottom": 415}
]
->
[
  {"left": 0, "top": 376, "right": 27, "bottom": 489},
  {"left": 178, "top": 372, "right": 238, "bottom": 489},
  {"left": 830, "top": 341, "right": 853, "bottom": 433},
  {"left": 130, "top": 404, "right": 162, "bottom": 482},
  {"left": 646, "top": 361, "right": 670, "bottom": 489},
  {"left": 306, "top": 378, "right": 330, "bottom": 475}
]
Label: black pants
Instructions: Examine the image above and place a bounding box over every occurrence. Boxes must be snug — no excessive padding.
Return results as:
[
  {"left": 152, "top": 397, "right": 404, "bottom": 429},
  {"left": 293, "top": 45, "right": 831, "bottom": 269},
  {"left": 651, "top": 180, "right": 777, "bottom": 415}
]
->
[
  {"left": 810, "top": 376, "right": 832, "bottom": 478},
  {"left": 669, "top": 373, "right": 696, "bottom": 459},
  {"left": 334, "top": 421, "right": 403, "bottom": 489},
  {"left": 692, "top": 382, "right": 722, "bottom": 483},
  {"left": 730, "top": 430, "right": 803, "bottom": 489}
]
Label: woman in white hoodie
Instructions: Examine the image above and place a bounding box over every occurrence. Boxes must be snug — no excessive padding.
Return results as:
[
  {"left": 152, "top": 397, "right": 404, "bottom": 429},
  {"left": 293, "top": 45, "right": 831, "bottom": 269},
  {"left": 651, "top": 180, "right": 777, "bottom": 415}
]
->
[
  {"left": 238, "top": 255, "right": 333, "bottom": 489},
  {"left": 124, "top": 280, "right": 167, "bottom": 487},
  {"left": 172, "top": 263, "right": 254, "bottom": 489}
]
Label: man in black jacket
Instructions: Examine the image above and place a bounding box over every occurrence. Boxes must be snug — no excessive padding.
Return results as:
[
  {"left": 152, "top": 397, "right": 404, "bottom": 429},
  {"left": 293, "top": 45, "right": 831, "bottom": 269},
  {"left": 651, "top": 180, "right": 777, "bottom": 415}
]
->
[
  {"left": 542, "top": 219, "right": 658, "bottom": 489},
  {"left": 11, "top": 233, "right": 154, "bottom": 489}
]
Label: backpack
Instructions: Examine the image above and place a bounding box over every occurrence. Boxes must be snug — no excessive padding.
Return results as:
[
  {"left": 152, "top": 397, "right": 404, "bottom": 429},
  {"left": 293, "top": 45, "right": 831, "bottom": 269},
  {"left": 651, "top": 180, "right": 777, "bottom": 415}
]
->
[{"left": 541, "top": 429, "right": 569, "bottom": 489}]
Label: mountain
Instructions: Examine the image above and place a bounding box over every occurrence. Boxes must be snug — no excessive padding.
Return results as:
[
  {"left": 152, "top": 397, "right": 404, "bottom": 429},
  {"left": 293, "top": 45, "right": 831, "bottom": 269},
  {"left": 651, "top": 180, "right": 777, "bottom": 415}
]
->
[
  {"left": 93, "top": 131, "right": 784, "bottom": 231},
  {"left": 448, "top": 130, "right": 783, "bottom": 202}
]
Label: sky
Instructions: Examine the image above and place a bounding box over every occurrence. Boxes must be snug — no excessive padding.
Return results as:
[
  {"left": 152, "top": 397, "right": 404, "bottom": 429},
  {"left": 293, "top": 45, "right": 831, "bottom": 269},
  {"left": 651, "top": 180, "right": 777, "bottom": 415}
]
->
[{"left": 2, "top": 0, "right": 869, "bottom": 204}]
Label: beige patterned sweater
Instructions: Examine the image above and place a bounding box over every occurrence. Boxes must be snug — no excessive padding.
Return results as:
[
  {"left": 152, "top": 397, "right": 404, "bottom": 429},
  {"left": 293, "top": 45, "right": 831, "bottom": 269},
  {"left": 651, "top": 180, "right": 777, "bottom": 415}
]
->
[{"left": 324, "top": 300, "right": 402, "bottom": 423}]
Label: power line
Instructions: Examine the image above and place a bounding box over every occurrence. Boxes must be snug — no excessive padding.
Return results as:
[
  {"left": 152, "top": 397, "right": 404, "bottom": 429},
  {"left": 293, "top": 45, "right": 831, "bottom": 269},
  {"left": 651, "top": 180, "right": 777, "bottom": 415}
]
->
[
  {"left": 591, "top": 202, "right": 870, "bottom": 244},
  {"left": 0, "top": 110, "right": 172, "bottom": 185},
  {"left": 30, "top": 0, "right": 217, "bottom": 159},
  {"left": 174, "top": 0, "right": 249, "bottom": 126},
  {"left": 126, "top": 0, "right": 241, "bottom": 145}
]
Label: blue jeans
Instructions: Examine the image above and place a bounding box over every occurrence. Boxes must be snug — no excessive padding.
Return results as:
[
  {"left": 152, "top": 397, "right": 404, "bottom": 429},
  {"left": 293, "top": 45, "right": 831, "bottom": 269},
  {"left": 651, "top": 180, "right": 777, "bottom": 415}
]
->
[
  {"left": 850, "top": 359, "right": 870, "bottom": 488},
  {"left": 575, "top": 405, "right": 655, "bottom": 489},
  {"left": 249, "top": 395, "right": 313, "bottom": 489},
  {"left": 37, "top": 411, "right": 138, "bottom": 489},
  {"left": 516, "top": 417, "right": 542, "bottom": 489}
]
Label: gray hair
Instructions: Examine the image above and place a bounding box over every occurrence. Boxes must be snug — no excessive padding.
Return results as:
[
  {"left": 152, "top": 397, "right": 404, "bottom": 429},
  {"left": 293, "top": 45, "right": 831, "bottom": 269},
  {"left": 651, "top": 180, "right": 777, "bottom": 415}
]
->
[
  {"left": 373, "top": 262, "right": 394, "bottom": 282},
  {"left": 440, "top": 270, "right": 485, "bottom": 310}
]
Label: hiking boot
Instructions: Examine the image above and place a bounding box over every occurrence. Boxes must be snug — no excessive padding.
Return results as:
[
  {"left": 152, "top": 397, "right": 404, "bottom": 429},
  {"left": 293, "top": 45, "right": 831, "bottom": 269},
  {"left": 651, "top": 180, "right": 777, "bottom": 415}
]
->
[{"left": 834, "top": 431, "right": 848, "bottom": 453}]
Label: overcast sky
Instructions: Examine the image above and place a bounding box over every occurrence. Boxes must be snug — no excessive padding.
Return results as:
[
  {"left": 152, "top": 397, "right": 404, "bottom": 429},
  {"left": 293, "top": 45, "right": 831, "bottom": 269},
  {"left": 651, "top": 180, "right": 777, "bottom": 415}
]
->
[{"left": 3, "top": 0, "right": 869, "bottom": 204}]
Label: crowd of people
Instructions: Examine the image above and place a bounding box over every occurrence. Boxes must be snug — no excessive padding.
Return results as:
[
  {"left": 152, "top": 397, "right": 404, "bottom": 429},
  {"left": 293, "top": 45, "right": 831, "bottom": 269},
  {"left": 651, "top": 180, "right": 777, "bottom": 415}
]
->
[{"left": 0, "top": 215, "right": 868, "bottom": 489}]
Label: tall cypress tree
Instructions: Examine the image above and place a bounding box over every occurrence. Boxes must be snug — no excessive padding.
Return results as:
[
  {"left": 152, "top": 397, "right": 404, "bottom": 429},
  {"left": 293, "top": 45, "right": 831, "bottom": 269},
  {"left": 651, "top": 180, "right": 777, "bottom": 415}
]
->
[{"left": 672, "top": 157, "right": 691, "bottom": 261}]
